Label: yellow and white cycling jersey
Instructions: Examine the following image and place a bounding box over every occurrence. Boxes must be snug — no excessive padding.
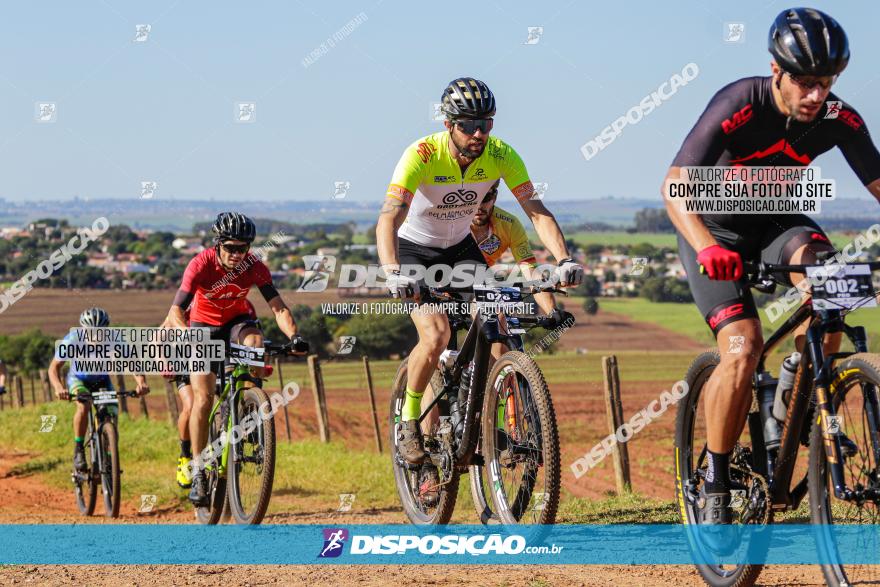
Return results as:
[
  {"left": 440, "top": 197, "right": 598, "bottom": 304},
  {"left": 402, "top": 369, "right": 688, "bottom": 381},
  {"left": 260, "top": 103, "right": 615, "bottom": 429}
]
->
[{"left": 387, "top": 131, "right": 533, "bottom": 248}]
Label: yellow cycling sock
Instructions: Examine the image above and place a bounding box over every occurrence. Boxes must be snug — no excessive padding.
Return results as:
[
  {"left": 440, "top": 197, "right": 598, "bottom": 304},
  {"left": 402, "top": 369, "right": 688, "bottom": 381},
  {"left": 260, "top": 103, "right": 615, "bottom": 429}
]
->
[{"left": 402, "top": 386, "right": 423, "bottom": 422}]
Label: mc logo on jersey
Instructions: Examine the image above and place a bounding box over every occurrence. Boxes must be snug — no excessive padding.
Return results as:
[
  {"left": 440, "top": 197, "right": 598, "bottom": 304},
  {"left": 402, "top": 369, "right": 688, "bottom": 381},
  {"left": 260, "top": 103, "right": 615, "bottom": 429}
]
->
[
  {"left": 721, "top": 104, "right": 753, "bottom": 134},
  {"left": 318, "top": 528, "right": 349, "bottom": 558},
  {"left": 298, "top": 255, "right": 336, "bottom": 292}
]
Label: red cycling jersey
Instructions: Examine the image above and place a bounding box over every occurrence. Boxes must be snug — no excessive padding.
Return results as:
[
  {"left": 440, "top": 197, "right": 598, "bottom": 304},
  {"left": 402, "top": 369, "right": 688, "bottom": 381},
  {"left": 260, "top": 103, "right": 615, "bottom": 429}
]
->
[
  {"left": 182, "top": 298, "right": 257, "bottom": 326},
  {"left": 177, "top": 248, "right": 277, "bottom": 326}
]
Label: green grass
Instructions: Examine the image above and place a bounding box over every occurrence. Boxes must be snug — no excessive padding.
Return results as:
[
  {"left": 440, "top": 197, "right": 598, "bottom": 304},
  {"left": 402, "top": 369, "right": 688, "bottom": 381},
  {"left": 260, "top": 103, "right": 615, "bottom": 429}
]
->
[
  {"left": 0, "top": 402, "right": 399, "bottom": 514},
  {"left": 596, "top": 297, "right": 712, "bottom": 346},
  {"left": 558, "top": 231, "right": 678, "bottom": 248},
  {"left": 0, "top": 402, "right": 687, "bottom": 523},
  {"left": 271, "top": 350, "right": 696, "bottom": 389}
]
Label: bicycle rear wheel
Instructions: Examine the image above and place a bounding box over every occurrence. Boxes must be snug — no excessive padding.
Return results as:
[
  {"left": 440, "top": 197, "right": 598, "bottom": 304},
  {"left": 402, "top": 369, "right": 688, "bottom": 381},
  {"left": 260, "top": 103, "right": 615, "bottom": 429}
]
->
[
  {"left": 196, "top": 406, "right": 228, "bottom": 525},
  {"left": 390, "top": 358, "right": 460, "bottom": 524},
  {"left": 74, "top": 416, "right": 98, "bottom": 516},
  {"left": 481, "top": 351, "right": 560, "bottom": 525},
  {"left": 227, "top": 386, "right": 276, "bottom": 525},
  {"left": 99, "top": 422, "right": 121, "bottom": 518},
  {"left": 809, "top": 353, "right": 880, "bottom": 586}
]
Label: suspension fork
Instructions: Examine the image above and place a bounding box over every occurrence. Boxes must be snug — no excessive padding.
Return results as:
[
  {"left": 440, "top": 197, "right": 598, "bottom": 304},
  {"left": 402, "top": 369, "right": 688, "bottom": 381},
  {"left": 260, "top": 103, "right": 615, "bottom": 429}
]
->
[{"left": 805, "top": 326, "right": 851, "bottom": 500}]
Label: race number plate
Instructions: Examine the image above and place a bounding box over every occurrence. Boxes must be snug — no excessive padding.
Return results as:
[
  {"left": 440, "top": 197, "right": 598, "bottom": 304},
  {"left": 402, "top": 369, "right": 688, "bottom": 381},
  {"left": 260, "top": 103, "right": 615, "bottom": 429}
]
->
[
  {"left": 473, "top": 286, "right": 532, "bottom": 316},
  {"left": 92, "top": 390, "right": 118, "bottom": 406},
  {"left": 473, "top": 286, "right": 523, "bottom": 304},
  {"left": 229, "top": 343, "right": 266, "bottom": 367},
  {"left": 806, "top": 264, "right": 877, "bottom": 311}
]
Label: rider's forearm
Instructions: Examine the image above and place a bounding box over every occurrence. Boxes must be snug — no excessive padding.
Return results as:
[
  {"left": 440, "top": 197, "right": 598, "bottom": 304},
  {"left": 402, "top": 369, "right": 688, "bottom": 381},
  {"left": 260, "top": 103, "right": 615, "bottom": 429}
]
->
[
  {"left": 273, "top": 306, "right": 297, "bottom": 339},
  {"left": 376, "top": 215, "right": 401, "bottom": 273},
  {"left": 166, "top": 305, "right": 188, "bottom": 330},
  {"left": 662, "top": 166, "right": 717, "bottom": 251},
  {"left": 867, "top": 178, "right": 880, "bottom": 206},
  {"left": 533, "top": 292, "right": 556, "bottom": 315},
  {"left": 48, "top": 360, "right": 63, "bottom": 391},
  {"left": 531, "top": 212, "right": 570, "bottom": 262}
]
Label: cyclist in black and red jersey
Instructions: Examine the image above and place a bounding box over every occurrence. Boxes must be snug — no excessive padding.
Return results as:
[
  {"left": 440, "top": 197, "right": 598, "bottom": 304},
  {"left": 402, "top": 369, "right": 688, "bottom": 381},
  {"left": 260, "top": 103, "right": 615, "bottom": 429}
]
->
[
  {"left": 662, "top": 8, "right": 880, "bottom": 531},
  {"left": 164, "top": 212, "right": 305, "bottom": 506}
]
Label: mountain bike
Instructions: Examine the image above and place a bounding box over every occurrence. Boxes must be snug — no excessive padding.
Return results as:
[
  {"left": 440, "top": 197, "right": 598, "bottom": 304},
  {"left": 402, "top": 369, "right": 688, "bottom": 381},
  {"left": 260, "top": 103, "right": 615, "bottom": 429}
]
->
[
  {"left": 195, "top": 338, "right": 307, "bottom": 525},
  {"left": 675, "top": 259, "right": 880, "bottom": 587},
  {"left": 71, "top": 388, "right": 138, "bottom": 518},
  {"left": 390, "top": 283, "right": 567, "bottom": 525}
]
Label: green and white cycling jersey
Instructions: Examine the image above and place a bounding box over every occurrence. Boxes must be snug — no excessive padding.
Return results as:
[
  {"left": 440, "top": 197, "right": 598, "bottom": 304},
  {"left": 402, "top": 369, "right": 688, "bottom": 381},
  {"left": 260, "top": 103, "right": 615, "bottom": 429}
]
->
[{"left": 386, "top": 131, "right": 534, "bottom": 248}]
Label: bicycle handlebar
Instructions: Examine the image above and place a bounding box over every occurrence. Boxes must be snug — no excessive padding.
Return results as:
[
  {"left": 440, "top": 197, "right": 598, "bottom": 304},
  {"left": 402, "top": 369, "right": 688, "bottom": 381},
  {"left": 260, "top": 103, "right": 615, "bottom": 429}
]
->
[{"left": 744, "top": 260, "right": 880, "bottom": 284}]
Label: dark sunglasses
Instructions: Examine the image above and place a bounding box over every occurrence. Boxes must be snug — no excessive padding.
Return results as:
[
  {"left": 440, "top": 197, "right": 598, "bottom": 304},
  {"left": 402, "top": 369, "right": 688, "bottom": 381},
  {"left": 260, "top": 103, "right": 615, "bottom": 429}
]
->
[
  {"left": 454, "top": 118, "right": 494, "bottom": 135},
  {"left": 220, "top": 242, "right": 250, "bottom": 254},
  {"left": 787, "top": 72, "right": 836, "bottom": 91}
]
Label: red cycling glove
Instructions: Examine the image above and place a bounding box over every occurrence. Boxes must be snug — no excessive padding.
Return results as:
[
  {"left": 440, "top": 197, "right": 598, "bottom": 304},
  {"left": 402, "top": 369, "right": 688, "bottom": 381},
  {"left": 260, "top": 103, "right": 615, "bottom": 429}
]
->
[{"left": 697, "top": 245, "right": 743, "bottom": 281}]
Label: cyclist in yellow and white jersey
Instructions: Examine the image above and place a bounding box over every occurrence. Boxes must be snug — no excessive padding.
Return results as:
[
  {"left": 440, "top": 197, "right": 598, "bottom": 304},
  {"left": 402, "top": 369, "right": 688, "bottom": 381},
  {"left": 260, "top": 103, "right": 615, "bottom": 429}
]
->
[{"left": 376, "top": 77, "right": 583, "bottom": 504}]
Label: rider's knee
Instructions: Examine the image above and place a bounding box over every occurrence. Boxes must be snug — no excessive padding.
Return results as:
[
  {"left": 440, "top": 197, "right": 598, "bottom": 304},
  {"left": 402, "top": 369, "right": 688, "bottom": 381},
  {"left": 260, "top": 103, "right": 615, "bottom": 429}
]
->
[{"left": 420, "top": 329, "right": 450, "bottom": 358}]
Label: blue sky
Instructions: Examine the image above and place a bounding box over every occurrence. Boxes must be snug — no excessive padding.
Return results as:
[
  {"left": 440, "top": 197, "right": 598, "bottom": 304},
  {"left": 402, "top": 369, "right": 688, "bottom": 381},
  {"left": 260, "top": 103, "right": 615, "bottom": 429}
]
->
[{"left": 1, "top": 0, "right": 878, "bottom": 206}]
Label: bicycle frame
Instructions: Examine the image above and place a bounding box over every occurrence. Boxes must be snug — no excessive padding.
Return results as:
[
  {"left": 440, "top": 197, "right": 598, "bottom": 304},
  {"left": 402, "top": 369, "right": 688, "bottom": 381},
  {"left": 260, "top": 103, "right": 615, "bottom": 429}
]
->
[
  {"left": 416, "top": 302, "right": 532, "bottom": 467},
  {"left": 206, "top": 365, "right": 256, "bottom": 477},
  {"left": 751, "top": 301, "right": 879, "bottom": 510}
]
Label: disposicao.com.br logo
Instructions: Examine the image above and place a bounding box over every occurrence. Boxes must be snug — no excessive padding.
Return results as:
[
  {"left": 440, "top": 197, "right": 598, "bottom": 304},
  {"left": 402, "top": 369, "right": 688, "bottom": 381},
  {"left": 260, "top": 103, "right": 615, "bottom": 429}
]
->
[{"left": 318, "top": 528, "right": 562, "bottom": 557}]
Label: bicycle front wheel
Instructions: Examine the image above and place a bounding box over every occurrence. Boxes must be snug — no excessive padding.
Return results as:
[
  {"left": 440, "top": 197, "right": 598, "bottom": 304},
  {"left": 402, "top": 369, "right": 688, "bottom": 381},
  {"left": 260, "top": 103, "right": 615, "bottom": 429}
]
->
[
  {"left": 99, "top": 423, "right": 121, "bottom": 518},
  {"left": 227, "top": 386, "right": 276, "bottom": 525},
  {"left": 195, "top": 404, "right": 228, "bottom": 525},
  {"left": 74, "top": 417, "right": 98, "bottom": 516},
  {"left": 809, "top": 353, "right": 880, "bottom": 586},
  {"left": 481, "top": 351, "right": 560, "bottom": 525}
]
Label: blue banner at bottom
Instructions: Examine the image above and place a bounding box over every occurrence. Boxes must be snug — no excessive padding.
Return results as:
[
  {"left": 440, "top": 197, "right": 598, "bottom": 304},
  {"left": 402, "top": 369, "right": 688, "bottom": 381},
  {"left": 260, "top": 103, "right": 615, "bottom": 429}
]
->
[{"left": 0, "top": 524, "right": 877, "bottom": 565}]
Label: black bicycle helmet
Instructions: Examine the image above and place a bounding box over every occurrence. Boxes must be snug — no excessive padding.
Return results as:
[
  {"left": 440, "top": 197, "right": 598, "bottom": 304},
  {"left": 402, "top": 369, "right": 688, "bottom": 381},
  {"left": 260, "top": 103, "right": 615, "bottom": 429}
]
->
[
  {"left": 212, "top": 212, "right": 256, "bottom": 243},
  {"left": 440, "top": 77, "right": 496, "bottom": 119},
  {"left": 768, "top": 7, "right": 849, "bottom": 76},
  {"left": 79, "top": 307, "right": 110, "bottom": 328}
]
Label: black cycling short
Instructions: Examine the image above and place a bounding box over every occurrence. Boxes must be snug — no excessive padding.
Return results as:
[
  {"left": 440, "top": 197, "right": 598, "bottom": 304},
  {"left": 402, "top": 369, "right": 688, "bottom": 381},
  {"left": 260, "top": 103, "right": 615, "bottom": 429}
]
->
[
  {"left": 680, "top": 214, "right": 834, "bottom": 336},
  {"left": 191, "top": 313, "right": 261, "bottom": 377},
  {"left": 398, "top": 234, "right": 486, "bottom": 286}
]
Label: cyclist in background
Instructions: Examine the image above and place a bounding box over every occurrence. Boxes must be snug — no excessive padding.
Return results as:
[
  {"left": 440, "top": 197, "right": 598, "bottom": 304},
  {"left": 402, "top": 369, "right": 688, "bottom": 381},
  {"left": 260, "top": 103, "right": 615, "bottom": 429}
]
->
[
  {"left": 49, "top": 308, "right": 150, "bottom": 473},
  {"left": 0, "top": 358, "right": 6, "bottom": 397}
]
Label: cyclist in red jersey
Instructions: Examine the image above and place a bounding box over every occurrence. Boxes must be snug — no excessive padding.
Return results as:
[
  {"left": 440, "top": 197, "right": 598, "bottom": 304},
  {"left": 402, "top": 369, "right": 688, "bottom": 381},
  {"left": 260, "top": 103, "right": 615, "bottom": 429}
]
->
[
  {"left": 164, "top": 299, "right": 259, "bottom": 489},
  {"left": 164, "top": 212, "right": 304, "bottom": 506}
]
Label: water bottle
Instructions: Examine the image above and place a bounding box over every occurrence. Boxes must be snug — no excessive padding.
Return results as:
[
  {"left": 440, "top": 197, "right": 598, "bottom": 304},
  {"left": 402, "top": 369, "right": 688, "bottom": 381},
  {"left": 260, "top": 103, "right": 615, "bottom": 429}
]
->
[
  {"left": 756, "top": 371, "right": 781, "bottom": 450},
  {"left": 772, "top": 352, "right": 801, "bottom": 422}
]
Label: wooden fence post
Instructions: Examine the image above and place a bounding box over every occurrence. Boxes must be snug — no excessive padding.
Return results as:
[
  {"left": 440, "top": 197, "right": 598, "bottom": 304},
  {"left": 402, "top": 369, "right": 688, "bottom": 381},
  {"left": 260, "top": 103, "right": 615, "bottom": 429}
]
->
[
  {"left": 276, "top": 358, "right": 292, "bottom": 442},
  {"left": 362, "top": 356, "right": 382, "bottom": 453},
  {"left": 307, "top": 355, "right": 330, "bottom": 443},
  {"left": 15, "top": 375, "right": 25, "bottom": 408},
  {"left": 29, "top": 374, "right": 36, "bottom": 405},
  {"left": 115, "top": 374, "right": 129, "bottom": 415},
  {"left": 164, "top": 379, "right": 180, "bottom": 425},
  {"left": 602, "top": 355, "right": 631, "bottom": 494},
  {"left": 39, "top": 369, "right": 52, "bottom": 403}
]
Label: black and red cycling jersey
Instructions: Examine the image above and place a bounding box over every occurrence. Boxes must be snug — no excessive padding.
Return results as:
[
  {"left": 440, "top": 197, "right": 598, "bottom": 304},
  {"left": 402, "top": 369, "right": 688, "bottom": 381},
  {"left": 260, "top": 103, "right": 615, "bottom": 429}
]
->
[
  {"left": 175, "top": 247, "right": 278, "bottom": 326},
  {"left": 672, "top": 76, "right": 880, "bottom": 228}
]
